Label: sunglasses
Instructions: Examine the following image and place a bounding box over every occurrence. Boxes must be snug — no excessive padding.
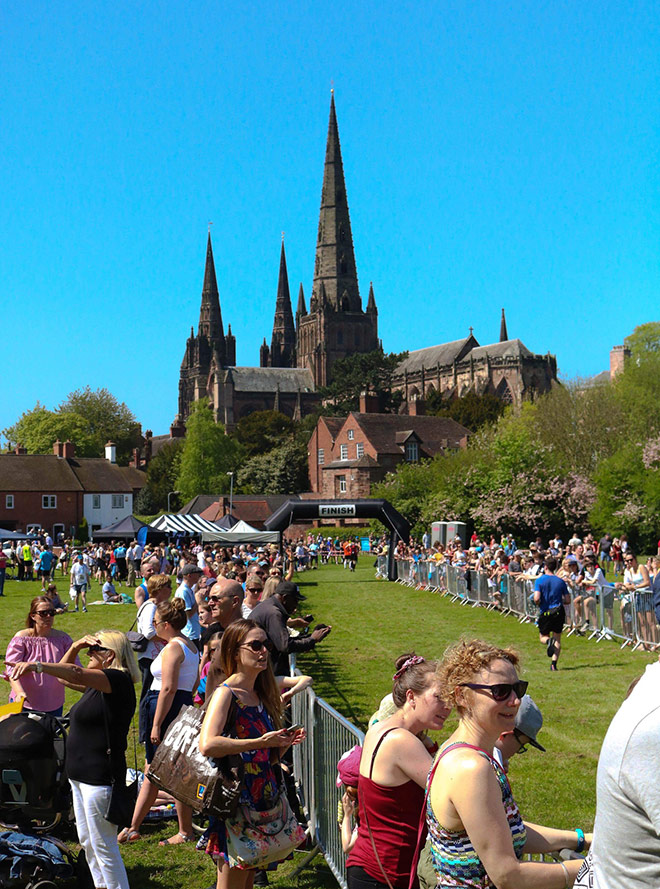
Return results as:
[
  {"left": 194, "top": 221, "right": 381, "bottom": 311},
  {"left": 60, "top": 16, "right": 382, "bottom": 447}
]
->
[
  {"left": 87, "top": 644, "right": 110, "bottom": 654},
  {"left": 512, "top": 728, "right": 528, "bottom": 754},
  {"left": 241, "top": 639, "right": 273, "bottom": 653},
  {"left": 460, "top": 680, "right": 528, "bottom": 702},
  {"left": 34, "top": 609, "right": 56, "bottom": 617}
]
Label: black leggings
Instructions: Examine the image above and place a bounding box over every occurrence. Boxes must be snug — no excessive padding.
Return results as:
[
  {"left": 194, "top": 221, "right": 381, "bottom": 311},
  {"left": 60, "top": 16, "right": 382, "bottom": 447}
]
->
[{"left": 347, "top": 865, "right": 390, "bottom": 889}]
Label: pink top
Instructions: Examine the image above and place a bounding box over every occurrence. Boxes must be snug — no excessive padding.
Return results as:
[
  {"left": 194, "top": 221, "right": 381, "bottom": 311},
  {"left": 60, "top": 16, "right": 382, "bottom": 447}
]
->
[{"left": 5, "top": 631, "right": 75, "bottom": 712}]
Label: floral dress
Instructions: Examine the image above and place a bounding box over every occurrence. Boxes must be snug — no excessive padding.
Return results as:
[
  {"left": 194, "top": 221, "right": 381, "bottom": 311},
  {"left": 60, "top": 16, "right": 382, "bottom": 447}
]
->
[{"left": 206, "top": 687, "right": 282, "bottom": 867}]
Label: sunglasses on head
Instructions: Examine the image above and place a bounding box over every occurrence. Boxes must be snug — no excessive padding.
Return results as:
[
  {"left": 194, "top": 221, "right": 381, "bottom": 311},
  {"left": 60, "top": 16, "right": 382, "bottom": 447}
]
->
[
  {"left": 241, "top": 639, "right": 273, "bottom": 653},
  {"left": 460, "top": 680, "right": 528, "bottom": 702}
]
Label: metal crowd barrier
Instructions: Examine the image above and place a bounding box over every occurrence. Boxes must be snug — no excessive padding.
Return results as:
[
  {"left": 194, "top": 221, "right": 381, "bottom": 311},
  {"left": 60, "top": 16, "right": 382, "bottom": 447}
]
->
[
  {"left": 288, "top": 657, "right": 364, "bottom": 889},
  {"left": 387, "top": 559, "right": 659, "bottom": 653}
]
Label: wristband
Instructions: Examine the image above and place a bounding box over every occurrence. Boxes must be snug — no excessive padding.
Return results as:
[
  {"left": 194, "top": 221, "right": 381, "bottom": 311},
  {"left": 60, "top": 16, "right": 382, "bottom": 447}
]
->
[
  {"left": 560, "top": 861, "right": 570, "bottom": 888},
  {"left": 575, "top": 827, "right": 585, "bottom": 853}
]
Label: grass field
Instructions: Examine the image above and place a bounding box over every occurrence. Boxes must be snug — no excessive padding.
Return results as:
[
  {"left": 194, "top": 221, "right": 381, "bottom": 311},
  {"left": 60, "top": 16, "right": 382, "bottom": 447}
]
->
[{"left": 0, "top": 562, "right": 654, "bottom": 887}]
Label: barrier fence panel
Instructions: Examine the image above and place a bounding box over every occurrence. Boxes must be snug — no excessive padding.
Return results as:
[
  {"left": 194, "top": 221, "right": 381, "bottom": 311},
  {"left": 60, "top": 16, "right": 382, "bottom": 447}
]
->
[
  {"left": 384, "top": 563, "right": 660, "bottom": 656},
  {"left": 289, "top": 656, "right": 364, "bottom": 889}
]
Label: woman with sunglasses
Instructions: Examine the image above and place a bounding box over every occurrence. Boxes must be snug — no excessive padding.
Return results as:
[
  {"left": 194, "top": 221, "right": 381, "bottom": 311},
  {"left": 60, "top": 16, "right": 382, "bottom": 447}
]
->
[
  {"left": 10, "top": 630, "right": 139, "bottom": 889},
  {"left": 200, "top": 619, "right": 306, "bottom": 889},
  {"left": 4, "top": 596, "right": 75, "bottom": 715},
  {"left": 428, "top": 639, "right": 591, "bottom": 888},
  {"left": 346, "top": 652, "right": 450, "bottom": 889},
  {"left": 119, "top": 597, "right": 199, "bottom": 846}
]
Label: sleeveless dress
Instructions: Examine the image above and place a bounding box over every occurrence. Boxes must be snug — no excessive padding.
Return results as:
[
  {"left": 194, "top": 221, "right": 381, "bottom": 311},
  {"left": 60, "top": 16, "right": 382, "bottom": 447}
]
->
[
  {"left": 206, "top": 685, "right": 282, "bottom": 867},
  {"left": 426, "top": 742, "right": 527, "bottom": 888}
]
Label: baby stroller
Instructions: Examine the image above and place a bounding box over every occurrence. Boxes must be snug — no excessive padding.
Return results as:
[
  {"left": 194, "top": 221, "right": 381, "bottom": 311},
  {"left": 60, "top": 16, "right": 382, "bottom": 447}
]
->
[{"left": 0, "top": 711, "right": 76, "bottom": 888}]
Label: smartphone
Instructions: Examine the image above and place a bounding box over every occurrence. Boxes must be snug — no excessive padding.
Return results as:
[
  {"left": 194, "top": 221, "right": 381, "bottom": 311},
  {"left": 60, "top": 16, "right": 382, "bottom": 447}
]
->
[
  {"left": 303, "top": 614, "right": 314, "bottom": 622},
  {"left": 285, "top": 723, "right": 304, "bottom": 733}
]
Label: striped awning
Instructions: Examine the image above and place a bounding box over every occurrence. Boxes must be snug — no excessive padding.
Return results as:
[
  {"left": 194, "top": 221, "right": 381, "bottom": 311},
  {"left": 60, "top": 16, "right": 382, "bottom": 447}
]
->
[{"left": 149, "top": 514, "right": 224, "bottom": 535}]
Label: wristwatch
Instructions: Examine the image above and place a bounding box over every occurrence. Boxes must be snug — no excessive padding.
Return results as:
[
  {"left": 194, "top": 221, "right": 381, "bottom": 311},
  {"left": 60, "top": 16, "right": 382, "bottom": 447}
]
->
[{"left": 34, "top": 662, "right": 43, "bottom": 674}]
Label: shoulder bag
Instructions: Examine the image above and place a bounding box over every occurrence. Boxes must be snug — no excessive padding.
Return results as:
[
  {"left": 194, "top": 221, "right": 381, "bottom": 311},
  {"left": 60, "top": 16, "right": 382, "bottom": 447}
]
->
[
  {"left": 225, "top": 790, "right": 307, "bottom": 869},
  {"left": 147, "top": 700, "right": 243, "bottom": 817},
  {"left": 126, "top": 601, "right": 150, "bottom": 653}
]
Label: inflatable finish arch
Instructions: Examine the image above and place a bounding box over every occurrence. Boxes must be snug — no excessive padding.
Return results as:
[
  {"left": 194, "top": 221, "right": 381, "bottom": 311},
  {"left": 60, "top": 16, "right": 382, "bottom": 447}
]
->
[{"left": 264, "top": 498, "right": 410, "bottom": 581}]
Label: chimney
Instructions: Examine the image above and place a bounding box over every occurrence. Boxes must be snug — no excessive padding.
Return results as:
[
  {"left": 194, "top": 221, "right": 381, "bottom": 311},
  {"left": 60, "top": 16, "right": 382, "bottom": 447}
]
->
[
  {"left": 130, "top": 447, "right": 141, "bottom": 469},
  {"left": 14, "top": 445, "right": 27, "bottom": 455},
  {"left": 359, "top": 390, "right": 380, "bottom": 414},
  {"left": 170, "top": 417, "right": 186, "bottom": 439},
  {"left": 610, "top": 345, "right": 630, "bottom": 380},
  {"left": 105, "top": 441, "right": 117, "bottom": 463},
  {"left": 408, "top": 397, "right": 426, "bottom": 416},
  {"left": 62, "top": 440, "right": 75, "bottom": 459},
  {"left": 53, "top": 439, "right": 64, "bottom": 458}
]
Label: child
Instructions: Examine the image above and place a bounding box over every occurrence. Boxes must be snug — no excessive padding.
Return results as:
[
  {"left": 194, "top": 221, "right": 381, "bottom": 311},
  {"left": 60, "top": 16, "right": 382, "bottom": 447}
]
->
[{"left": 336, "top": 745, "right": 362, "bottom": 854}]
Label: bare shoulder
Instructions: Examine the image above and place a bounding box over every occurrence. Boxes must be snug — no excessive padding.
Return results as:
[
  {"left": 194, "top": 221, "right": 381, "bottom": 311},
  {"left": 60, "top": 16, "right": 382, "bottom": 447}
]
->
[
  {"left": 13, "top": 629, "right": 32, "bottom": 639},
  {"left": 435, "top": 745, "right": 494, "bottom": 778}
]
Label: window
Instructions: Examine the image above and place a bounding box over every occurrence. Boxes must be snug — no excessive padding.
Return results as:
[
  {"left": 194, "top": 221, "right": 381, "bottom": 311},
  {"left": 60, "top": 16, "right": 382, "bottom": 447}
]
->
[
  {"left": 5, "top": 495, "right": 14, "bottom": 509},
  {"left": 92, "top": 494, "right": 101, "bottom": 509},
  {"left": 318, "top": 449, "right": 325, "bottom": 465},
  {"left": 112, "top": 494, "right": 124, "bottom": 509},
  {"left": 340, "top": 444, "right": 348, "bottom": 461},
  {"left": 42, "top": 495, "right": 57, "bottom": 509},
  {"left": 348, "top": 429, "right": 354, "bottom": 440},
  {"left": 405, "top": 441, "right": 419, "bottom": 463},
  {"left": 356, "top": 442, "right": 364, "bottom": 458},
  {"left": 338, "top": 476, "right": 347, "bottom": 494}
]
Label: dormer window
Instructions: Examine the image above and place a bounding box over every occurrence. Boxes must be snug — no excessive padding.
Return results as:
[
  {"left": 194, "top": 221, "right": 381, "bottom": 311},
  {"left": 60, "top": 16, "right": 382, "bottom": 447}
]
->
[{"left": 405, "top": 441, "right": 419, "bottom": 463}]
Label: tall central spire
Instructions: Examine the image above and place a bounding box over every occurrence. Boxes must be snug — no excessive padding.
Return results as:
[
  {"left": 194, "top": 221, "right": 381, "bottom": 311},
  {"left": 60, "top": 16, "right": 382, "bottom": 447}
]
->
[
  {"left": 310, "top": 93, "right": 361, "bottom": 313},
  {"left": 198, "top": 233, "right": 225, "bottom": 354}
]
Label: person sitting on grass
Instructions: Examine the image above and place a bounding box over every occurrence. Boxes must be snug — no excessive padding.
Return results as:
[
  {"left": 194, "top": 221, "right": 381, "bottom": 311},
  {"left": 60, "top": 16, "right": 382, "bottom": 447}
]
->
[
  {"left": 102, "top": 577, "right": 123, "bottom": 603},
  {"left": 44, "top": 582, "right": 68, "bottom": 614}
]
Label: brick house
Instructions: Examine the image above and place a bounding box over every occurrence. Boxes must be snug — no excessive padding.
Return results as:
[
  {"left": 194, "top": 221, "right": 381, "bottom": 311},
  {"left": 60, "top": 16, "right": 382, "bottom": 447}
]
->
[
  {"left": 0, "top": 441, "right": 146, "bottom": 539},
  {"left": 308, "top": 406, "right": 470, "bottom": 500}
]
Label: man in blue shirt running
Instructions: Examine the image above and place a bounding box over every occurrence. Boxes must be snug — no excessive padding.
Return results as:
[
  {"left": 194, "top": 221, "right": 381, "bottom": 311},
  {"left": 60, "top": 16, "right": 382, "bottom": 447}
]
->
[{"left": 534, "top": 556, "right": 570, "bottom": 672}]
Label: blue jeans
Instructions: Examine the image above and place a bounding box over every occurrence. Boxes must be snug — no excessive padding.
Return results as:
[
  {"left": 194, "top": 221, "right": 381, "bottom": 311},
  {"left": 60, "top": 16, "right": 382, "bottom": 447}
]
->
[{"left": 0, "top": 568, "right": 5, "bottom": 595}]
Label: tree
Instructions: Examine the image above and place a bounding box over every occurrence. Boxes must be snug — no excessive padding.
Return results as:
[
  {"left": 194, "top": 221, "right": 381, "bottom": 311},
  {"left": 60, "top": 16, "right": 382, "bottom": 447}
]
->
[
  {"left": 232, "top": 411, "right": 294, "bottom": 458},
  {"left": 175, "top": 400, "right": 243, "bottom": 502},
  {"left": 237, "top": 439, "right": 309, "bottom": 495},
  {"left": 3, "top": 387, "right": 141, "bottom": 462},
  {"left": 59, "top": 386, "right": 142, "bottom": 462},
  {"left": 319, "top": 349, "right": 408, "bottom": 415},
  {"left": 3, "top": 404, "right": 96, "bottom": 455},
  {"left": 624, "top": 322, "right": 660, "bottom": 359},
  {"left": 426, "top": 390, "right": 506, "bottom": 432},
  {"left": 135, "top": 439, "right": 184, "bottom": 514}
]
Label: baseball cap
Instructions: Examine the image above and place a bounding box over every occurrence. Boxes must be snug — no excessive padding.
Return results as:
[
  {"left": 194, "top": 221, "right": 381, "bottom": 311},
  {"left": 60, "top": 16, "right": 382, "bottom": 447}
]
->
[
  {"left": 515, "top": 695, "right": 546, "bottom": 751},
  {"left": 275, "top": 580, "right": 306, "bottom": 601}
]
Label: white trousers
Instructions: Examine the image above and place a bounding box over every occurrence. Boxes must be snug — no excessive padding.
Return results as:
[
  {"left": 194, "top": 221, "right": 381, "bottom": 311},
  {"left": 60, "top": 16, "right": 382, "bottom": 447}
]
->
[{"left": 70, "top": 779, "right": 130, "bottom": 889}]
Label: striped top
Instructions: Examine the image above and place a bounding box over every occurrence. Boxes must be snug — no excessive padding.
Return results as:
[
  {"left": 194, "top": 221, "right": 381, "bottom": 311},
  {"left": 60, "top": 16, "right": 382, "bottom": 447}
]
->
[{"left": 426, "top": 742, "right": 527, "bottom": 888}]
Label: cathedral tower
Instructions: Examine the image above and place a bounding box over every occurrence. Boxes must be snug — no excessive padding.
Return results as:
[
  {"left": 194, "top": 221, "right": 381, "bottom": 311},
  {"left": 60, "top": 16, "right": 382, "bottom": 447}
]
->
[
  {"left": 178, "top": 233, "right": 234, "bottom": 421},
  {"left": 296, "top": 93, "right": 378, "bottom": 387},
  {"left": 262, "top": 239, "right": 296, "bottom": 368}
]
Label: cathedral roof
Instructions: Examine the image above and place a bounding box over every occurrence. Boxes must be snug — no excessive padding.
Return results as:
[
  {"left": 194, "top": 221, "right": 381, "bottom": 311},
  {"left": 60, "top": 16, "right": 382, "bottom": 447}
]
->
[
  {"left": 224, "top": 367, "right": 315, "bottom": 393},
  {"left": 469, "top": 339, "right": 534, "bottom": 360},
  {"left": 396, "top": 337, "right": 476, "bottom": 374}
]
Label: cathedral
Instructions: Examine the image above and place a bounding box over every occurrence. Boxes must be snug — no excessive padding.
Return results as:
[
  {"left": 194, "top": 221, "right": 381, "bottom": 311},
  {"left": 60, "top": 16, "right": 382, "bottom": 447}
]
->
[
  {"left": 176, "top": 94, "right": 557, "bottom": 433},
  {"left": 177, "top": 93, "right": 378, "bottom": 430}
]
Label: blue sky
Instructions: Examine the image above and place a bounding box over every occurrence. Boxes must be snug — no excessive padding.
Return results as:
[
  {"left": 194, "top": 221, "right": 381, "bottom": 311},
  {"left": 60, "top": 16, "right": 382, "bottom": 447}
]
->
[{"left": 2, "top": 0, "right": 658, "bottom": 440}]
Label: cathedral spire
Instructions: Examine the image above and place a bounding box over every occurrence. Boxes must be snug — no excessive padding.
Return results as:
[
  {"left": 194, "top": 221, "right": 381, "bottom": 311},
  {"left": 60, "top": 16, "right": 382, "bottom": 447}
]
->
[
  {"left": 499, "top": 308, "right": 508, "bottom": 342},
  {"left": 269, "top": 240, "right": 296, "bottom": 367},
  {"left": 198, "top": 233, "right": 226, "bottom": 360},
  {"left": 296, "top": 283, "right": 307, "bottom": 320},
  {"left": 311, "top": 93, "right": 361, "bottom": 313},
  {"left": 366, "top": 282, "right": 377, "bottom": 314}
]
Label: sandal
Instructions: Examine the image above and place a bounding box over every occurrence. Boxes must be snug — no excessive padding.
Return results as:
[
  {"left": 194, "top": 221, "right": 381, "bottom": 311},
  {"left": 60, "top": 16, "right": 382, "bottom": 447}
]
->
[
  {"left": 117, "top": 828, "right": 141, "bottom": 844},
  {"left": 159, "top": 831, "right": 196, "bottom": 846}
]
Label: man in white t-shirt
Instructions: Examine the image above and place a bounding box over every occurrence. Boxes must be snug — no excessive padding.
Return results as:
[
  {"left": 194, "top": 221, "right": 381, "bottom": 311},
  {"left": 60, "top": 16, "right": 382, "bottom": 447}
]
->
[
  {"left": 576, "top": 662, "right": 660, "bottom": 888},
  {"left": 70, "top": 555, "right": 90, "bottom": 612}
]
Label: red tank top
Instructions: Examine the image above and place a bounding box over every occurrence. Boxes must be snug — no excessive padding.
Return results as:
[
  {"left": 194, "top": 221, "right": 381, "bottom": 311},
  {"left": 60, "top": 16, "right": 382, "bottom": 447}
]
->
[{"left": 346, "top": 729, "right": 426, "bottom": 888}]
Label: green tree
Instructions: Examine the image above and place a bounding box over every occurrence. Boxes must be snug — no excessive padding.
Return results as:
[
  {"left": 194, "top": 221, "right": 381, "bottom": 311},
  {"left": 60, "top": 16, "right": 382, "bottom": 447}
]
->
[
  {"left": 3, "top": 404, "right": 96, "bottom": 455},
  {"left": 232, "top": 411, "right": 294, "bottom": 458},
  {"left": 426, "top": 390, "right": 506, "bottom": 432},
  {"left": 237, "top": 439, "right": 309, "bottom": 495},
  {"left": 59, "top": 386, "right": 142, "bottom": 462},
  {"left": 319, "top": 349, "right": 408, "bottom": 415},
  {"left": 624, "top": 321, "right": 660, "bottom": 359},
  {"left": 135, "top": 439, "right": 184, "bottom": 513},
  {"left": 175, "top": 400, "right": 242, "bottom": 501}
]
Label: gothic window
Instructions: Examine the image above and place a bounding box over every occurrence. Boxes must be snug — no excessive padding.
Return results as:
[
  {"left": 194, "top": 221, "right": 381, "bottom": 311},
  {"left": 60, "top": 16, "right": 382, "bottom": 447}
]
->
[{"left": 496, "top": 378, "right": 514, "bottom": 403}]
